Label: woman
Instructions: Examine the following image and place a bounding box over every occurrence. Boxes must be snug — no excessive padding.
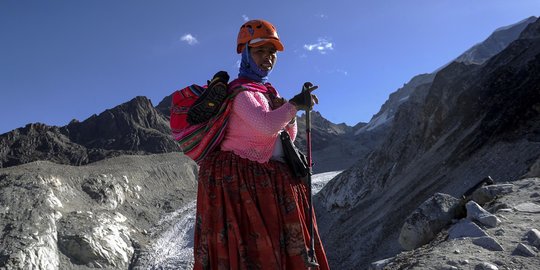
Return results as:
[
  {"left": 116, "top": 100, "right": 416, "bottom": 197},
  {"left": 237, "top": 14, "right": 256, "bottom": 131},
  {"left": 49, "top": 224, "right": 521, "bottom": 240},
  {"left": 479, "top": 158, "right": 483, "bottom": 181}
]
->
[{"left": 193, "top": 19, "right": 330, "bottom": 270}]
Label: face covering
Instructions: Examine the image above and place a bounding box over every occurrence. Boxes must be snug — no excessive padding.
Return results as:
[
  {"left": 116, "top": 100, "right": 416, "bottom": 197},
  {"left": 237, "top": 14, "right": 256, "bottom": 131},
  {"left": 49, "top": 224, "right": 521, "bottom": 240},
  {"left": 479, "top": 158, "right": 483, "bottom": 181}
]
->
[{"left": 238, "top": 46, "right": 271, "bottom": 83}]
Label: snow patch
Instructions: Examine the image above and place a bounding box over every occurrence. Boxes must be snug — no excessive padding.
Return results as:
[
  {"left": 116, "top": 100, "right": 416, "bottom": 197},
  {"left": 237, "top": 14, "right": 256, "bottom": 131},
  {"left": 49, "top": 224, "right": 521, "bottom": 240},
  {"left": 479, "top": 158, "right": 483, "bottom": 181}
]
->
[
  {"left": 312, "top": 171, "right": 342, "bottom": 194},
  {"left": 357, "top": 110, "right": 391, "bottom": 134}
]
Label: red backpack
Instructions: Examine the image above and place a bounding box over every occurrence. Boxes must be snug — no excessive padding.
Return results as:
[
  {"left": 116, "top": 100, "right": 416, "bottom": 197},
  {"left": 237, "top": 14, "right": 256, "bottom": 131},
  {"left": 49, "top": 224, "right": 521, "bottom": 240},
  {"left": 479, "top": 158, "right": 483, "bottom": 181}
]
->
[
  {"left": 170, "top": 84, "right": 205, "bottom": 134},
  {"left": 170, "top": 83, "right": 245, "bottom": 164}
]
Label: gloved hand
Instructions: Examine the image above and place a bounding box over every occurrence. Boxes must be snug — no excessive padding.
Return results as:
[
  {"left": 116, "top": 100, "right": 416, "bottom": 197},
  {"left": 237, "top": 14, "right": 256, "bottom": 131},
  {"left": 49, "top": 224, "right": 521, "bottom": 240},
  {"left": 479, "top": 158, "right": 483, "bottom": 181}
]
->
[{"left": 289, "top": 82, "right": 319, "bottom": 111}]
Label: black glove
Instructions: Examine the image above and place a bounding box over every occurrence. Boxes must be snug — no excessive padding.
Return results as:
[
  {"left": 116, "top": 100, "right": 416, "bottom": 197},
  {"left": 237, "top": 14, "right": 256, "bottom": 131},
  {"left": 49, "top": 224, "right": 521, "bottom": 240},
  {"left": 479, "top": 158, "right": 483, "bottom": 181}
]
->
[{"left": 289, "top": 82, "right": 318, "bottom": 111}]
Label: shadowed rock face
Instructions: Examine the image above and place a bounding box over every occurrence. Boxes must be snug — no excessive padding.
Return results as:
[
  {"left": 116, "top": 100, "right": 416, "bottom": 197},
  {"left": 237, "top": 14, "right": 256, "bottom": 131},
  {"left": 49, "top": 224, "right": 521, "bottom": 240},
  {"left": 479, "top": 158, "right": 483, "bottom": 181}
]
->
[
  {"left": 63, "top": 96, "right": 173, "bottom": 152},
  {"left": 315, "top": 18, "right": 540, "bottom": 269}
]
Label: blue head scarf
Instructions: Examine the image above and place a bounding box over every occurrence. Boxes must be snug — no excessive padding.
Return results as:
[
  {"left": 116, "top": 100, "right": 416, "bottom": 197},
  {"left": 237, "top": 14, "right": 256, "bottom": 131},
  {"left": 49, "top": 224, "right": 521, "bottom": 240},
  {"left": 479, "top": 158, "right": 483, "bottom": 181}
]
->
[{"left": 238, "top": 46, "right": 271, "bottom": 83}]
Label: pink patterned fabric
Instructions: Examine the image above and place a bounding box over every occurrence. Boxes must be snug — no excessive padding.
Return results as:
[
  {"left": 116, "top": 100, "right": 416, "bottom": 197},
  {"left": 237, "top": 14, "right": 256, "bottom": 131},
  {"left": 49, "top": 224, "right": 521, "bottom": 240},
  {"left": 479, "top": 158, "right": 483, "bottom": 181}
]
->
[{"left": 220, "top": 79, "right": 297, "bottom": 163}]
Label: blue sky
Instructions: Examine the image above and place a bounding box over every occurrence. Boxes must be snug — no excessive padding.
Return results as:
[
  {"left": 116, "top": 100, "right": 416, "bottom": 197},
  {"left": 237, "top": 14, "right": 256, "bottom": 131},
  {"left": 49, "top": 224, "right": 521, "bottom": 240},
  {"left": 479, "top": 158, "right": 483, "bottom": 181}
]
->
[{"left": 1, "top": 0, "right": 539, "bottom": 134}]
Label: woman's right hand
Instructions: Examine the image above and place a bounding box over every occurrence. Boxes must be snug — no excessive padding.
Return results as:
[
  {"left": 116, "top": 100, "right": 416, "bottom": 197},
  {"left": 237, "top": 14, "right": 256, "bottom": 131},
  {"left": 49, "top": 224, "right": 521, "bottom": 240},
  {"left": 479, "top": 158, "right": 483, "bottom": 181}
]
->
[{"left": 289, "top": 82, "right": 319, "bottom": 111}]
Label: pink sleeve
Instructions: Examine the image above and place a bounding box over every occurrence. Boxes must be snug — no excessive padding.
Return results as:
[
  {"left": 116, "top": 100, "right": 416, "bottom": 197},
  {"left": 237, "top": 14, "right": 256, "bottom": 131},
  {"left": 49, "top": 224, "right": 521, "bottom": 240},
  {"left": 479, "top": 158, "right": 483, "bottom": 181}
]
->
[
  {"left": 286, "top": 120, "right": 298, "bottom": 141},
  {"left": 232, "top": 91, "right": 297, "bottom": 135}
]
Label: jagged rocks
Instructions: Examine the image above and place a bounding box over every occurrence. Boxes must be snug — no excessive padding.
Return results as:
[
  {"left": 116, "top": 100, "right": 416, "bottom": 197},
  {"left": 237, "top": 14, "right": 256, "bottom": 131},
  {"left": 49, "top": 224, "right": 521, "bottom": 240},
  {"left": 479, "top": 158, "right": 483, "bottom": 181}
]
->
[{"left": 399, "top": 193, "right": 462, "bottom": 250}]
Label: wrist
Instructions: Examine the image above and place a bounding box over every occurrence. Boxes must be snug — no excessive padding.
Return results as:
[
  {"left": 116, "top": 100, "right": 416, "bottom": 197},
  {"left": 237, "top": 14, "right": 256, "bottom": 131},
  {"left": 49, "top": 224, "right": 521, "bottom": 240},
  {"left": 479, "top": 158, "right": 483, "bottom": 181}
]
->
[{"left": 288, "top": 101, "right": 301, "bottom": 110}]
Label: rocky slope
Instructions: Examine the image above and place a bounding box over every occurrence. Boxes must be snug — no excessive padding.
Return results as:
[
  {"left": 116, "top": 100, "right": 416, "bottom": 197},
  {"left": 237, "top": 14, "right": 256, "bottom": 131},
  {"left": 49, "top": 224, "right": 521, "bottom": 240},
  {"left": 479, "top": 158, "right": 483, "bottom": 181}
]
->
[
  {"left": 315, "top": 17, "right": 540, "bottom": 269},
  {"left": 0, "top": 152, "right": 197, "bottom": 269},
  {"left": 376, "top": 177, "right": 540, "bottom": 270}
]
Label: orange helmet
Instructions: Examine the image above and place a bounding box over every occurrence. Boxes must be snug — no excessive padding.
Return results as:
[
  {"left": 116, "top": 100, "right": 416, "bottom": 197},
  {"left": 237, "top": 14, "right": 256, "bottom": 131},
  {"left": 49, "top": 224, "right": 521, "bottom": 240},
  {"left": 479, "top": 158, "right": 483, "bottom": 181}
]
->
[{"left": 236, "top": 19, "right": 284, "bottom": 54}]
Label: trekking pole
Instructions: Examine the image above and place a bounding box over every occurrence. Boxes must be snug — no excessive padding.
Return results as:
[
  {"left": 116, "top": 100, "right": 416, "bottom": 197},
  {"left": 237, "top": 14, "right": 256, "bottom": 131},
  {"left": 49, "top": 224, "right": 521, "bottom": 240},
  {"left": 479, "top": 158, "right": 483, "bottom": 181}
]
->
[{"left": 303, "top": 82, "right": 318, "bottom": 268}]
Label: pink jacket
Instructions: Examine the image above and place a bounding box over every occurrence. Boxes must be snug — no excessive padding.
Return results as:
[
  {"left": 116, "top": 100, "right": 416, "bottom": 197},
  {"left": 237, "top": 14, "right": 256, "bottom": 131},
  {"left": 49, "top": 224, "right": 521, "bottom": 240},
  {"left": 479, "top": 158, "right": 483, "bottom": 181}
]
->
[{"left": 220, "top": 78, "right": 298, "bottom": 163}]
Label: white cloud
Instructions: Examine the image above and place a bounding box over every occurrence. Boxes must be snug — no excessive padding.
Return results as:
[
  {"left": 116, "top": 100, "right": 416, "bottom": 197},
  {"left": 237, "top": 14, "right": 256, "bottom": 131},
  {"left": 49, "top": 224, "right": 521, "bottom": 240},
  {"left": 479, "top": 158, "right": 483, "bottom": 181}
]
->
[
  {"left": 317, "top": 14, "right": 328, "bottom": 19},
  {"left": 304, "top": 38, "right": 334, "bottom": 54},
  {"left": 242, "top": 15, "right": 249, "bottom": 22},
  {"left": 180, "top": 34, "right": 198, "bottom": 45},
  {"left": 335, "top": 69, "right": 348, "bottom": 76}
]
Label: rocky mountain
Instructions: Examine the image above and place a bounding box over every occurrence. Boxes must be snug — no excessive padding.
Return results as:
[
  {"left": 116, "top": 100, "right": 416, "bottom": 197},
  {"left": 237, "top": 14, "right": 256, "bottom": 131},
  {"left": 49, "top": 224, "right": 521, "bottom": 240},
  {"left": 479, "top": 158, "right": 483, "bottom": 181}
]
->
[
  {"left": 295, "top": 111, "right": 366, "bottom": 173},
  {"left": 0, "top": 153, "right": 197, "bottom": 269},
  {"left": 356, "top": 16, "right": 537, "bottom": 141},
  {"left": 0, "top": 96, "right": 180, "bottom": 168},
  {"left": 455, "top": 16, "right": 538, "bottom": 65},
  {"left": 315, "top": 17, "right": 540, "bottom": 269}
]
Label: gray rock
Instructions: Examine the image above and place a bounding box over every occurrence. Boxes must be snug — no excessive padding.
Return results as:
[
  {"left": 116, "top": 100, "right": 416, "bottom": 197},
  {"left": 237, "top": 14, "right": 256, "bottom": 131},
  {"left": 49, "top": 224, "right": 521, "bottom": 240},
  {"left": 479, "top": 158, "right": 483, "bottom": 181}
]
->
[
  {"left": 399, "top": 193, "right": 461, "bottom": 250},
  {"left": 514, "top": 202, "right": 540, "bottom": 213},
  {"left": 369, "top": 257, "right": 394, "bottom": 270},
  {"left": 81, "top": 176, "right": 127, "bottom": 209},
  {"left": 448, "top": 220, "right": 488, "bottom": 239},
  {"left": 475, "top": 262, "right": 499, "bottom": 270},
  {"left": 58, "top": 212, "right": 134, "bottom": 267},
  {"left": 472, "top": 236, "right": 505, "bottom": 251},
  {"left": 513, "top": 243, "right": 537, "bottom": 257},
  {"left": 472, "top": 184, "right": 514, "bottom": 204},
  {"left": 466, "top": 201, "right": 501, "bottom": 228},
  {"left": 525, "top": 228, "right": 540, "bottom": 248}
]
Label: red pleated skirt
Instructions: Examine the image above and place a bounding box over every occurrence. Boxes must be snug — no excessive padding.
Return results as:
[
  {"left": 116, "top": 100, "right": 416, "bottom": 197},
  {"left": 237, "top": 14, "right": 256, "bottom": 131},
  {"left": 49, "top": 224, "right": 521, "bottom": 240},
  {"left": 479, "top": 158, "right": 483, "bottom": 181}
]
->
[{"left": 193, "top": 150, "right": 329, "bottom": 270}]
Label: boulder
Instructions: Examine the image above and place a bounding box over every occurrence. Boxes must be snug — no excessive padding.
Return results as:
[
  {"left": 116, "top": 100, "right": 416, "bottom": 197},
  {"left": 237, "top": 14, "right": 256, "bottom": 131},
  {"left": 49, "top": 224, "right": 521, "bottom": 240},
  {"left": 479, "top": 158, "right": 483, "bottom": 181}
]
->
[
  {"left": 472, "top": 236, "right": 504, "bottom": 251},
  {"left": 475, "top": 262, "right": 498, "bottom": 270},
  {"left": 448, "top": 220, "right": 488, "bottom": 239},
  {"left": 514, "top": 202, "right": 540, "bottom": 213},
  {"left": 466, "top": 201, "right": 501, "bottom": 228},
  {"left": 471, "top": 184, "right": 514, "bottom": 204},
  {"left": 525, "top": 228, "right": 540, "bottom": 248},
  {"left": 399, "top": 193, "right": 461, "bottom": 250},
  {"left": 513, "top": 243, "right": 537, "bottom": 257}
]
